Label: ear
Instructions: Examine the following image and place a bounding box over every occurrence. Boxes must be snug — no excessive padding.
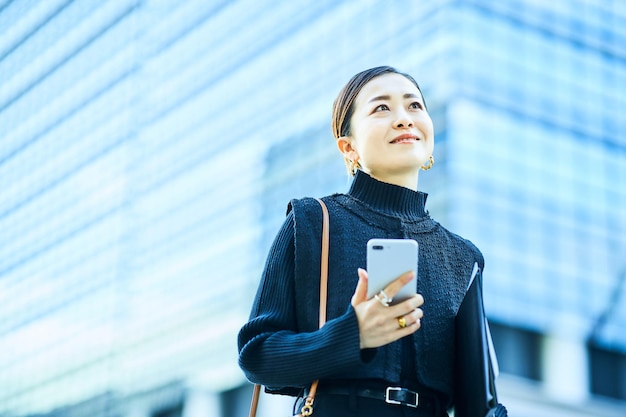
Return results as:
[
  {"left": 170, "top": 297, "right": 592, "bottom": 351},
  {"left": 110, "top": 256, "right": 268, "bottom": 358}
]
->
[{"left": 336, "top": 136, "right": 359, "bottom": 161}]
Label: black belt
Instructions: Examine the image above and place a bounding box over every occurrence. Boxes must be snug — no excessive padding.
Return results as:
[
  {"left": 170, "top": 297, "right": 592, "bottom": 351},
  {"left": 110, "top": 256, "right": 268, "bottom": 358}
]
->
[{"left": 316, "top": 383, "right": 439, "bottom": 412}]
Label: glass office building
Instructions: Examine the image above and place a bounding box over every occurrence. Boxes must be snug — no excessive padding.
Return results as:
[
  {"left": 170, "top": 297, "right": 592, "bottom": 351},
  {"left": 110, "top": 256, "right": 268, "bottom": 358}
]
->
[{"left": 0, "top": 1, "right": 625, "bottom": 416}]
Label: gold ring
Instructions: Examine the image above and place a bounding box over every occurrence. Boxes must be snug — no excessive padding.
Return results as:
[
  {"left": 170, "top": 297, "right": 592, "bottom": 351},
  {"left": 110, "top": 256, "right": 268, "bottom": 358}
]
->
[{"left": 397, "top": 316, "right": 407, "bottom": 328}]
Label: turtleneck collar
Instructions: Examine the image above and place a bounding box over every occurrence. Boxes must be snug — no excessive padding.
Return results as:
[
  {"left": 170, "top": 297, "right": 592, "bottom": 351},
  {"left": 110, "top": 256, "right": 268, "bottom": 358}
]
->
[{"left": 347, "top": 170, "right": 428, "bottom": 218}]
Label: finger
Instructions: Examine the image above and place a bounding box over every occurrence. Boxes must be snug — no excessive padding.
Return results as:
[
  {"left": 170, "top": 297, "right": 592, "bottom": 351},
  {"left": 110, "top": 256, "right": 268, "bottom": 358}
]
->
[
  {"left": 406, "top": 318, "right": 421, "bottom": 331},
  {"left": 351, "top": 268, "right": 369, "bottom": 306},
  {"left": 407, "top": 308, "right": 423, "bottom": 326},
  {"left": 411, "top": 307, "right": 424, "bottom": 325},
  {"left": 414, "top": 293, "right": 424, "bottom": 307},
  {"left": 403, "top": 294, "right": 424, "bottom": 312},
  {"left": 389, "top": 297, "right": 424, "bottom": 320},
  {"left": 382, "top": 270, "right": 415, "bottom": 300}
]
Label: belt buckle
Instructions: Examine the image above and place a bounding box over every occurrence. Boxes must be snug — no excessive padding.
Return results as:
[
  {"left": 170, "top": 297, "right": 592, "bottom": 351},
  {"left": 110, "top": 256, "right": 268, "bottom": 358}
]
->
[{"left": 385, "top": 386, "right": 418, "bottom": 408}]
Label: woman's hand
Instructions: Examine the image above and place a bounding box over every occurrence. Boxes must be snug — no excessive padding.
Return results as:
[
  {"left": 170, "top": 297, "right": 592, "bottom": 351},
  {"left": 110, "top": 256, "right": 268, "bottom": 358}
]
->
[{"left": 351, "top": 268, "right": 424, "bottom": 349}]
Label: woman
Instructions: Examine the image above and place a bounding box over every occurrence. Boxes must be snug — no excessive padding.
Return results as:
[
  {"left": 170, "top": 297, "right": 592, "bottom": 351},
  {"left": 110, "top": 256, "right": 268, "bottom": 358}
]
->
[{"left": 238, "top": 66, "right": 485, "bottom": 417}]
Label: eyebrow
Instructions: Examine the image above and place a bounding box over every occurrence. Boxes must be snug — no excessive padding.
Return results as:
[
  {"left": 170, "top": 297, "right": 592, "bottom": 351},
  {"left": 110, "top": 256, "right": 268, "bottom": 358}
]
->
[{"left": 368, "top": 93, "right": 422, "bottom": 103}]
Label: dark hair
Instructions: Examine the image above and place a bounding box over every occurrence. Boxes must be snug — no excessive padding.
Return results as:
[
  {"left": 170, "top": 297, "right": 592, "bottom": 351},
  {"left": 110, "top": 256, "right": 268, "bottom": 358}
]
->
[{"left": 331, "top": 66, "right": 427, "bottom": 139}]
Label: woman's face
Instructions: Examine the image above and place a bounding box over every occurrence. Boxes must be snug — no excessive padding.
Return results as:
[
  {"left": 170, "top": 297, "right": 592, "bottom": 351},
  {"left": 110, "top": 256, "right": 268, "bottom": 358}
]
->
[{"left": 338, "top": 73, "right": 434, "bottom": 187}]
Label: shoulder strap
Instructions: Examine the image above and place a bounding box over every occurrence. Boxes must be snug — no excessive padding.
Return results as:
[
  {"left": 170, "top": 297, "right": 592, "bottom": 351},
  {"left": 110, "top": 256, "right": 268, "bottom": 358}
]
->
[
  {"left": 299, "top": 198, "right": 329, "bottom": 415},
  {"left": 249, "top": 198, "right": 330, "bottom": 417},
  {"left": 316, "top": 198, "right": 329, "bottom": 327}
]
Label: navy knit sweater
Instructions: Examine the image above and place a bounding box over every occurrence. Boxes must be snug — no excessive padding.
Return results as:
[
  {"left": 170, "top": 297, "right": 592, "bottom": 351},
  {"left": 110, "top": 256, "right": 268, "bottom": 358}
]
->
[{"left": 238, "top": 171, "right": 484, "bottom": 408}]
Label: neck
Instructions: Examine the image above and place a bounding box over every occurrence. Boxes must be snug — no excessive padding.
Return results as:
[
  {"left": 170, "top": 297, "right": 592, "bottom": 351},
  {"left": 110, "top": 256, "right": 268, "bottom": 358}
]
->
[{"left": 348, "top": 170, "right": 428, "bottom": 218}]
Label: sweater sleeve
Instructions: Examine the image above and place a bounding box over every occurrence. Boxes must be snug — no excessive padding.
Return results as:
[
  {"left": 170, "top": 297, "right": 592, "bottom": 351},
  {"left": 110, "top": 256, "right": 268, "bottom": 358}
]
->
[{"left": 237, "top": 211, "right": 366, "bottom": 388}]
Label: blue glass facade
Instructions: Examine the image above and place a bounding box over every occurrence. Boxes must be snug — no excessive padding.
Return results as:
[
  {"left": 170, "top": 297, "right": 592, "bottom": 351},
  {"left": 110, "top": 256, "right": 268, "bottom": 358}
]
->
[
  {"left": 444, "top": 1, "right": 626, "bottom": 349},
  {"left": 0, "top": 1, "right": 625, "bottom": 416}
]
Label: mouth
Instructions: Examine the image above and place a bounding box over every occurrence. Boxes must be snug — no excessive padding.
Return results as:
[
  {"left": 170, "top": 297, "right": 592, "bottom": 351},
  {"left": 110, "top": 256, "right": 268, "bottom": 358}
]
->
[{"left": 390, "top": 134, "right": 420, "bottom": 144}]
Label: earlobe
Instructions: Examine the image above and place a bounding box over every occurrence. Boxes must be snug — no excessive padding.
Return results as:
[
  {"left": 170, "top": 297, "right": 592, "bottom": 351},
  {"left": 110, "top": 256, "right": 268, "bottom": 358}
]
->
[
  {"left": 337, "top": 136, "right": 362, "bottom": 176},
  {"left": 336, "top": 136, "right": 358, "bottom": 161}
]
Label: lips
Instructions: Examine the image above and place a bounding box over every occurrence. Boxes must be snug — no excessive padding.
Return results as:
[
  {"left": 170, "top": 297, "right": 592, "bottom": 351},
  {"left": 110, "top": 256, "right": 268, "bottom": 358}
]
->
[{"left": 390, "top": 134, "right": 420, "bottom": 144}]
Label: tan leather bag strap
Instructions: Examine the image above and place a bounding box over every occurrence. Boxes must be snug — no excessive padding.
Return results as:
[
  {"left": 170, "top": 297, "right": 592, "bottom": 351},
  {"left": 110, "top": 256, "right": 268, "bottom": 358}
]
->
[
  {"left": 249, "top": 198, "right": 330, "bottom": 417},
  {"left": 249, "top": 383, "right": 261, "bottom": 417},
  {"left": 316, "top": 197, "right": 330, "bottom": 327}
]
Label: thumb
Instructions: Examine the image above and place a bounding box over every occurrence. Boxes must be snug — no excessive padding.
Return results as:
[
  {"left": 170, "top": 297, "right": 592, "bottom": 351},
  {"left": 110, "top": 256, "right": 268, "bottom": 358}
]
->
[{"left": 351, "top": 268, "right": 369, "bottom": 306}]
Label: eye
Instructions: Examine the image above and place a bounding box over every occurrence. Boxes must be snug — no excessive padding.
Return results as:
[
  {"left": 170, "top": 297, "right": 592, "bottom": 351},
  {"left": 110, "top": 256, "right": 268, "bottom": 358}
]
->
[
  {"left": 409, "top": 101, "right": 424, "bottom": 110},
  {"left": 374, "top": 104, "right": 390, "bottom": 112}
]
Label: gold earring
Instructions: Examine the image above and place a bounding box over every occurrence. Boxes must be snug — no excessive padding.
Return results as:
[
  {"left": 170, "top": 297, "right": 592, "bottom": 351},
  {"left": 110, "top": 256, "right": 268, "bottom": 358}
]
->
[
  {"left": 349, "top": 159, "right": 361, "bottom": 176},
  {"left": 421, "top": 155, "right": 434, "bottom": 171}
]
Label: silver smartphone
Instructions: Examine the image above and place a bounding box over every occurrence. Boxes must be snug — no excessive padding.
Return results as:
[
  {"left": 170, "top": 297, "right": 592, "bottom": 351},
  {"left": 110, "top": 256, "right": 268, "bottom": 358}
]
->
[{"left": 366, "top": 238, "right": 418, "bottom": 305}]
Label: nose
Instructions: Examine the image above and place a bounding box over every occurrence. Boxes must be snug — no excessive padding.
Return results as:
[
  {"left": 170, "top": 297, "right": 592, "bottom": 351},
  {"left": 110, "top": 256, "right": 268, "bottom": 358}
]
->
[{"left": 394, "top": 109, "right": 414, "bottom": 129}]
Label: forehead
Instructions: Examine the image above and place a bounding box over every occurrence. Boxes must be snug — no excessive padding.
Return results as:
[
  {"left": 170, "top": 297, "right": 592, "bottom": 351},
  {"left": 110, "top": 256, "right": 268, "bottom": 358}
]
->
[{"left": 354, "top": 73, "right": 422, "bottom": 106}]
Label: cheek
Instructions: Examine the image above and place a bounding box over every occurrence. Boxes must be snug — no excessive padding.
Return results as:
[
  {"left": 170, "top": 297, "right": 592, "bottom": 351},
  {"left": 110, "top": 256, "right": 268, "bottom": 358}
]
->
[
  {"left": 348, "top": 136, "right": 368, "bottom": 160},
  {"left": 351, "top": 125, "right": 384, "bottom": 153},
  {"left": 422, "top": 119, "right": 435, "bottom": 143},
  {"left": 421, "top": 115, "right": 435, "bottom": 135},
  {"left": 427, "top": 140, "right": 435, "bottom": 156}
]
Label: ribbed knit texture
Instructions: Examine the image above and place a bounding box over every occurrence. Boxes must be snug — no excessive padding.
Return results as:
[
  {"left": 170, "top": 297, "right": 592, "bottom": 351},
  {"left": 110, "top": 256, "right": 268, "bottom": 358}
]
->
[{"left": 238, "top": 170, "right": 484, "bottom": 408}]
